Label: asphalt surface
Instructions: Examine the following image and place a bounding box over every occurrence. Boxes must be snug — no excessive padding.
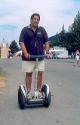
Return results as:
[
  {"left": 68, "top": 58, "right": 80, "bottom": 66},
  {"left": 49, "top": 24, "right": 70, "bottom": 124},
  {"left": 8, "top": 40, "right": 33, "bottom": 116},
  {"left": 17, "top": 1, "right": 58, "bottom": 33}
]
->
[{"left": 0, "top": 57, "right": 80, "bottom": 125}]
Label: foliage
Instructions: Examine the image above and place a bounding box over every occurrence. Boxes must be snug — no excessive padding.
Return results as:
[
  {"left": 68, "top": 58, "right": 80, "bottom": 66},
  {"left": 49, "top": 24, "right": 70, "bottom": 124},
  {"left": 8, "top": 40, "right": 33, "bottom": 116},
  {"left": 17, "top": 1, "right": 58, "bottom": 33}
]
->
[
  {"left": 49, "top": 34, "right": 59, "bottom": 47},
  {"left": 49, "top": 11, "right": 80, "bottom": 52},
  {"left": 69, "top": 11, "right": 80, "bottom": 51},
  {"left": 9, "top": 40, "right": 19, "bottom": 54}
]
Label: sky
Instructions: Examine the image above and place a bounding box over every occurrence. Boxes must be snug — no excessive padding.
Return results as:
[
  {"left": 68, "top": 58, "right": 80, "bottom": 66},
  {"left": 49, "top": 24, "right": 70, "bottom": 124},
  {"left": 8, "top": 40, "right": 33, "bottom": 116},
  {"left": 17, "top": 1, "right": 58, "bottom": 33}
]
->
[{"left": 0, "top": 0, "right": 80, "bottom": 43}]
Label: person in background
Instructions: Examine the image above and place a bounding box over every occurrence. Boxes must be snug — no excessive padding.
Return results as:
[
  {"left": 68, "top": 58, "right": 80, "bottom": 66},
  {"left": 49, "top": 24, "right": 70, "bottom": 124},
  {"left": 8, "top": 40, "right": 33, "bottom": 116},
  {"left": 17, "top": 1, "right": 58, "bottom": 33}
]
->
[
  {"left": 19, "top": 13, "right": 50, "bottom": 98},
  {"left": 75, "top": 49, "right": 80, "bottom": 65}
]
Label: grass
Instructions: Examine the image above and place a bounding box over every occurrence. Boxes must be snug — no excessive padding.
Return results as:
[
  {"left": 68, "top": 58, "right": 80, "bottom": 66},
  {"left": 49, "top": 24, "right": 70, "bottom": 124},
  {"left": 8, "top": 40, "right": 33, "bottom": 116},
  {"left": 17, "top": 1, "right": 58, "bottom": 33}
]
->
[
  {"left": 0, "top": 67, "right": 6, "bottom": 88},
  {"left": 0, "top": 67, "right": 5, "bottom": 76}
]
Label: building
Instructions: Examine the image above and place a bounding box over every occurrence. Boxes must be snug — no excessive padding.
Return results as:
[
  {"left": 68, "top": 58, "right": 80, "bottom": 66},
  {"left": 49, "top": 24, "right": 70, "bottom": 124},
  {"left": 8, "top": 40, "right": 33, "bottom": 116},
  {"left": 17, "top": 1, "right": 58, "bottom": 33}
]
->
[{"left": 0, "top": 43, "right": 9, "bottom": 59}]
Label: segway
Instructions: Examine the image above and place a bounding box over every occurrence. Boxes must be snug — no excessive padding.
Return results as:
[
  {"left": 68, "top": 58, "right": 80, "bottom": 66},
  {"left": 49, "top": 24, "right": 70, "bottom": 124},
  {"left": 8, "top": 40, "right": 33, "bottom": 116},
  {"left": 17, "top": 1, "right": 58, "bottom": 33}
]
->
[{"left": 18, "top": 55, "right": 51, "bottom": 109}]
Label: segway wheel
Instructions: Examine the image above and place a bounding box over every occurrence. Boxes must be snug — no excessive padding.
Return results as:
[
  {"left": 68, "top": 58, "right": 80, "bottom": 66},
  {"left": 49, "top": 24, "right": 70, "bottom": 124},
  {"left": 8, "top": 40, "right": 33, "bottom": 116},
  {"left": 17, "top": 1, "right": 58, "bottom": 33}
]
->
[
  {"left": 18, "top": 86, "right": 26, "bottom": 109},
  {"left": 41, "top": 84, "right": 51, "bottom": 107}
]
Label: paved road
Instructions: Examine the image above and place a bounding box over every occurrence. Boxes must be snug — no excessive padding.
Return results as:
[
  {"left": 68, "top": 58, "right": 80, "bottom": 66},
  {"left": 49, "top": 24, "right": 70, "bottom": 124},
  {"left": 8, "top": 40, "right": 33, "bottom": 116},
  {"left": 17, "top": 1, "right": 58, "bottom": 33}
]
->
[{"left": 0, "top": 57, "right": 80, "bottom": 125}]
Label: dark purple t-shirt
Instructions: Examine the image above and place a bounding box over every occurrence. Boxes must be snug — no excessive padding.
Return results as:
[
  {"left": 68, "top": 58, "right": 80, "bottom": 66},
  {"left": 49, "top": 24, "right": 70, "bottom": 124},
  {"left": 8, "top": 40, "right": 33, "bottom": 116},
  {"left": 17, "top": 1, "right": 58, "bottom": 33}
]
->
[{"left": 19, "top": 26, "right": 48, "bottom": 61}]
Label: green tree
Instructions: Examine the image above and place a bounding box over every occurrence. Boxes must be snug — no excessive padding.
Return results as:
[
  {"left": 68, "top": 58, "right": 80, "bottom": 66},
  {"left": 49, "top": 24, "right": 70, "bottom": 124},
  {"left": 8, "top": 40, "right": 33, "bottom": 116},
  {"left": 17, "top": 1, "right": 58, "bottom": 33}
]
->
[
  {"left": 49, "top": 11, "right": 80, "bottom": 52},
  {"left": 9, "top": 40, "right": 19, "bottom": 54},
  {"left": 49, "top": 33, "right": 59, "bottom": 47},
  {"left": 69, "top": 11, "right": 80, "bottom": 50},
  {"left": 57, "top": 24, "right": 66, "bottom": 47}
]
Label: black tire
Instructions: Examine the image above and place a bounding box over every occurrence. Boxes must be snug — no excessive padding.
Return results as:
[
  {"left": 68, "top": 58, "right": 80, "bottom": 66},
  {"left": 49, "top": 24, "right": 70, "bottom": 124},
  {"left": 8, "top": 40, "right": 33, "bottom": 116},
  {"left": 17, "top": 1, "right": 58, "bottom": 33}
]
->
[
  {"left": 18, "top": 86, "right": 26, "bottom": 109},
  {"left": 41, "top": 84, "right": 51, "bottom": 107}
]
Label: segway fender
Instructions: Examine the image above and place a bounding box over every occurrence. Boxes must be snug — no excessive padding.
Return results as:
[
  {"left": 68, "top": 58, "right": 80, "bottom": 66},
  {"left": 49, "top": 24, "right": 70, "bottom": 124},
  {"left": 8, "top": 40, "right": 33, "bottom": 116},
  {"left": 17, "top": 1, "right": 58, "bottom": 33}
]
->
[
  {"left": 18, "top": 85, "right": 26, "bottom": 109},
  {"left": 45, "top": 84, "right": 49, "bottom": 97},
  {"left": 20, "top": 85, "right": 26, "bottom": 98},
  {"left": 41, "top": 84, "right": 51, "bottom": 107}
]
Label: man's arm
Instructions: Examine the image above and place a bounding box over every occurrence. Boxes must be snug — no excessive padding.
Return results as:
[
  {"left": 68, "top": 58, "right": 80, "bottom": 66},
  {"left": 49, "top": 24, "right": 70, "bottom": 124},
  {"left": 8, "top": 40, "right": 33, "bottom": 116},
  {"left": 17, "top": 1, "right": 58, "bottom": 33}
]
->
[
  {"left": 19, "top": 42, "right": 30, "bottom": 59},
  {"left": 44, "top": 41, "right": 50, "bottom": 58},
  {"left": 44, "top": 41, "right": 50, "bottom": 54}
]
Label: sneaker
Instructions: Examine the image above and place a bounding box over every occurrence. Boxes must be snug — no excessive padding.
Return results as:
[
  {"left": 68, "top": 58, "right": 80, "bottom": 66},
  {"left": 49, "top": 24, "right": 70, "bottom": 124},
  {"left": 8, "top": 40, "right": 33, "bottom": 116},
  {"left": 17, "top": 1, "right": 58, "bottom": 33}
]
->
[{"left": 27, "top": 91, "right": 32, "bottom": 99}]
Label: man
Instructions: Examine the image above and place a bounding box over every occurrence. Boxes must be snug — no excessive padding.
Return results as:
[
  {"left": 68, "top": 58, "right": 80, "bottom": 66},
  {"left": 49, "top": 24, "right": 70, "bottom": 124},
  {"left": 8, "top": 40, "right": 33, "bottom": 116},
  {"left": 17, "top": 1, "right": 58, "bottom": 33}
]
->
[{"left": 19, "top": 13, "right": 50, "bottom": 98}]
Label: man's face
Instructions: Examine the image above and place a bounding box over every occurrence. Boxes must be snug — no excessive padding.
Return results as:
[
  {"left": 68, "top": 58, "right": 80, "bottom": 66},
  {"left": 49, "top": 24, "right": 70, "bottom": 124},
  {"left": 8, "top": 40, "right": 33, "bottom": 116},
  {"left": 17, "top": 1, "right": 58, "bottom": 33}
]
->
[{"left": 31, "top": 15, "right": 40, "bottom": 28}]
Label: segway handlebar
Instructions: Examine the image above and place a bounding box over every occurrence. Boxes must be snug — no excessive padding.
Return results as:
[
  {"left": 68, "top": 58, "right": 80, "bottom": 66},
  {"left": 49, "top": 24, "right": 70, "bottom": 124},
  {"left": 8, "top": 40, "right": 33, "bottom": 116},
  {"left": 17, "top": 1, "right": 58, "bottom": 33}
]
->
[{"left": 30, "top": 55, "right": 46, "bottom": 60}]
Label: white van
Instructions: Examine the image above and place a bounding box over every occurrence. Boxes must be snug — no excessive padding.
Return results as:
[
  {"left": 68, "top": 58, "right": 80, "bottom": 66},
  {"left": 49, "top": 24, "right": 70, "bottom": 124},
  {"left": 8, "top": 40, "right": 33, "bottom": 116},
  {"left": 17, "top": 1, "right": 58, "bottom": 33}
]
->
[{"left": 49, "top": 46, "right": 68, "bottom": 59}]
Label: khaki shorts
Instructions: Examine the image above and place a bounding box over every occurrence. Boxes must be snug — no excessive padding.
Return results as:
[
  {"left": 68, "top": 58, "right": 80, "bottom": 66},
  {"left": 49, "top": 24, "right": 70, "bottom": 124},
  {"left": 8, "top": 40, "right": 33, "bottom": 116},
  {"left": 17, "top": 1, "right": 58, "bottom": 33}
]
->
[{"left": 22, "top": 60, "right": 45, "bottom": 72}]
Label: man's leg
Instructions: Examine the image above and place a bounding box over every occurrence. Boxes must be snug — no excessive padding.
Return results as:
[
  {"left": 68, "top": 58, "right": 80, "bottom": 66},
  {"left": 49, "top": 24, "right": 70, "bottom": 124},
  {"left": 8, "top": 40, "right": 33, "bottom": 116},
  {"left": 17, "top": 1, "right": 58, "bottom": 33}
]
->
[
  {"left": 37, "top": 71, "right": 43, "bottom": 91},
  {"left": 37, "top": 60, "right": 45, "bottom": 92},
  {"left": 25, "top": 72, "right": 32, "bottom": 92}
]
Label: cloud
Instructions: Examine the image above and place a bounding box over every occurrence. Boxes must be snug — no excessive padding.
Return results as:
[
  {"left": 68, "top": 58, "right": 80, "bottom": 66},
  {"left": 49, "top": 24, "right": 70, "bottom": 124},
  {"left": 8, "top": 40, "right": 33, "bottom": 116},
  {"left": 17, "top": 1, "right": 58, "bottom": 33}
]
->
[{"left": 0, "top": 0, "right": 80, "bottom": 42}]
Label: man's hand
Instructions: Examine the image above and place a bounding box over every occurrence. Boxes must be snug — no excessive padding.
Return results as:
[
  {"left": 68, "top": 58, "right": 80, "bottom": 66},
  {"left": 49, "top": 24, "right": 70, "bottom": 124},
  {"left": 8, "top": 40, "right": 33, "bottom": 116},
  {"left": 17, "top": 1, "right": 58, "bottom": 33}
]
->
[
  {"left": 24, "top": 53, "right": 30, "bottom": 59},
  {"left": 20, "top": 42, "right": 30, "bottom": 59},
  {"left": 45, "top": 53, "right": 51, "bottom": 59}
]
